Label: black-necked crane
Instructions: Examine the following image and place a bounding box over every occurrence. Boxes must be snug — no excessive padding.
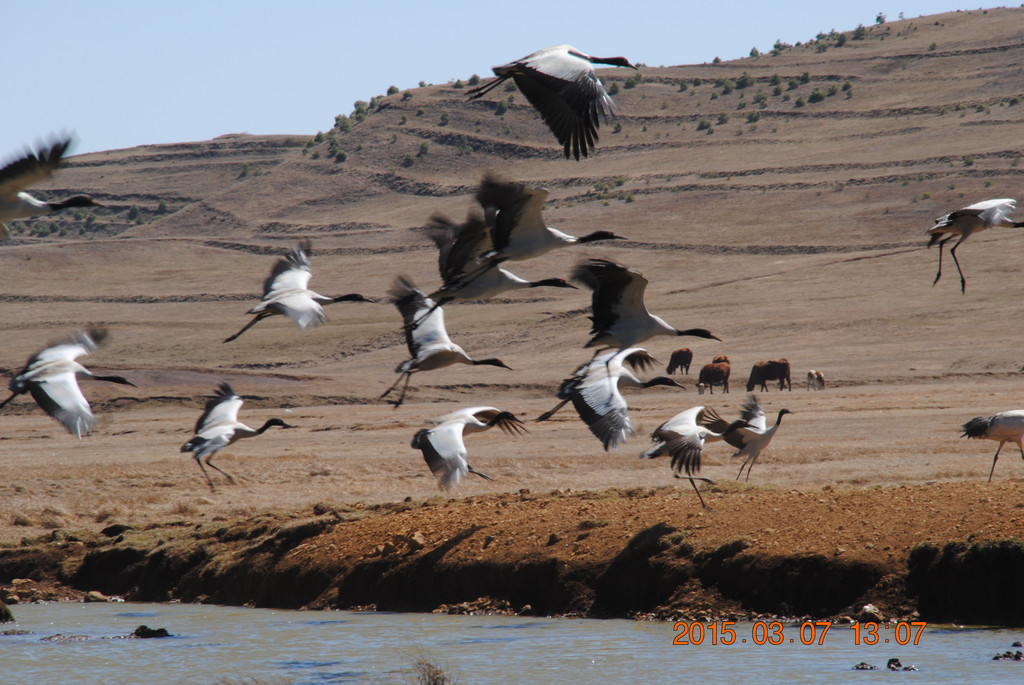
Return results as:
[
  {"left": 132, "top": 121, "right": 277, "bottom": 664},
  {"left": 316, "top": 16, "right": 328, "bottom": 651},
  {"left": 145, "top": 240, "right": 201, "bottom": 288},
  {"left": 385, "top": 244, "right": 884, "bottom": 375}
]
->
[
  {"left": 382, "top": 276, "right": 512, "bottom": 407},
  {"left": 475, "top": 174, "right": 625, "bottom": 262},
  {"left": 640, "top": 405, "right": 728, "bottom": 509},
  {"left": 926, "top": 198, "right": 1023, "bottom": 293},
  {"left": 224, "top": 240, "right": 370, "bottom": 342},
  {"left": 960, "top": 409, "right": 1024, "bottom": 481},
  {"left": 537, "top": 346, "right": 682, "bottom": 451},
  {"left": 0, "top": 138, "right": 104, "bottom": 240},
  {"left": 466, "top": 45, "right": 637, "bottom": 160},
  {"left": 572, "top": 258, "right": 720, "bottom": 350},
  {"left": 704, "top": 395, "right": 791, "bottom": 482},
  {"left": 0, "top": 328, "right": 135, "bottom": 438},
  {"left": 180, "top": 382, "right": 293, "bottom": 490},
  {"left": 411, "top": 406, "right": 527, "bottom": 490},
  {"left": 424, "top": 212, "right": 576, "bottom": 304}
]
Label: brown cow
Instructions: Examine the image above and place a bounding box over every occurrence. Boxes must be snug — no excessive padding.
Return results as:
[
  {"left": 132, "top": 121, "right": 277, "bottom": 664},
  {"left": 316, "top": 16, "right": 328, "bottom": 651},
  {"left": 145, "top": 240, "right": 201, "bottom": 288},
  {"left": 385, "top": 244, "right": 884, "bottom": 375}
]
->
[
  {"left": 806, "top": 370, "right": 826, "bottom": 391},
  {"left": 712, "top": 355, "right": 730, "bottom": 364},
  {"left": 666, "top": 348, "right": 693, "bottom": 375},
  {"left": 746, "top": 359, "right": 791, "bottom": 392},
  {"left": 697, "top": 362, "right": 730, "bottom": 394}
]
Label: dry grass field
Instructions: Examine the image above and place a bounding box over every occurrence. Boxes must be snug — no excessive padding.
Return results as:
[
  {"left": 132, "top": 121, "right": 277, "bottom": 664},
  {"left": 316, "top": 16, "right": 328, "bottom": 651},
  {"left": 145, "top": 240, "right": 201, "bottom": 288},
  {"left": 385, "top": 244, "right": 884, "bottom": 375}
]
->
[{"left": 2, "top": 9, "right": 1024, "bottom": 617}]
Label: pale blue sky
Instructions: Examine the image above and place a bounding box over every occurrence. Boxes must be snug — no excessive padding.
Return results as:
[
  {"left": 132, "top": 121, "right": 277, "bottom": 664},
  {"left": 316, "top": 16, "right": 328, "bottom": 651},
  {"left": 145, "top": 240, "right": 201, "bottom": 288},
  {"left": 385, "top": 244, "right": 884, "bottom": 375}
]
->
[{"left": 4, "top": 1, "right": 976, "bottom": 156}]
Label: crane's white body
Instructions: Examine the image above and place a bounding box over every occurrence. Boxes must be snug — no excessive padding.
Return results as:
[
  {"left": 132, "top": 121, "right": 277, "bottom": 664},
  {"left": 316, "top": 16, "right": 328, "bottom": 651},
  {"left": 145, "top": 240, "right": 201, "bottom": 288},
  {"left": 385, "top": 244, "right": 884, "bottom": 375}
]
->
[
  {"left": 425, "top": 213, "right": 574, "bottom": 302},
  {"left": 641, "top": 405, "right": 727, "bottom": 509},
  {"left": 474, "top": 176, "right": 623, "bottom": 263},
  {"left": 384, "top": 277, "right": 509, "bottom": 406},
  {"left": 562, "top": 347, "right": 678, "bottom": 451},
  {"left": 225, "top": 241, "right": 367, "bottom": 342},
  {"left": 1, "top": 329, "right": 133, "bottom": 439},
  {"left": 467, "top": 45, "right": 634, "bottom": 160},
  {"left": 641, "top": 406, "right": 726, "bottom": 467},
  {"left": 961, "top": 409, "right": 1024, "bottom": 481},
  {"left": 250, "top": 244, "right": 332, "bottom": 328},
  {"left": 9, "top": 334, "right": 98, "bottom": 438},
  {"left": 926, "top": 198, "right": 1022, "bottom": 292},
  {"left": 413, "top": 406, "right": 525, "bottom": 490},
  {"left": 180, "top": 383, "right": 291, "bottom": 488},
  {"left": 572, "top": 259, "right": 719, "bottom": 349}
]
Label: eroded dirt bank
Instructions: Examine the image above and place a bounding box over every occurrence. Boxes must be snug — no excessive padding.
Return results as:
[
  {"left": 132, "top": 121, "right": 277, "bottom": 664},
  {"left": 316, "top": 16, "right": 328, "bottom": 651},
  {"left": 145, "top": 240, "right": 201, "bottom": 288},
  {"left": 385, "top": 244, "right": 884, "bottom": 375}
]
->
[{"left": 3, "top": 482, "right": 1024, "bottom": 624}]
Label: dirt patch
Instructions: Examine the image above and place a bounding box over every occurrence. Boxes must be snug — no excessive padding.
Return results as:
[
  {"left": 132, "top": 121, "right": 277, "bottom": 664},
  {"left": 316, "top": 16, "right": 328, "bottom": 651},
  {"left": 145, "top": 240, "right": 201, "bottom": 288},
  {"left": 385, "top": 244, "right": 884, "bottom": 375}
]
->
[{"left": 3, "top": 482, "right": 1024, "bottom": 623}]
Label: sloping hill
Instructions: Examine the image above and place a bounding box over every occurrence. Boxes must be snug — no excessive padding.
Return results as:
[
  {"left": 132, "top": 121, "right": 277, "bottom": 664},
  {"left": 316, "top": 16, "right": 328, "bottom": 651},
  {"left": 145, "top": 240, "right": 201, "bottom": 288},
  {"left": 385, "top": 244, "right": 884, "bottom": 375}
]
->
[{"left": 1, "top": 7, "right": 1024, "bottom": 553}]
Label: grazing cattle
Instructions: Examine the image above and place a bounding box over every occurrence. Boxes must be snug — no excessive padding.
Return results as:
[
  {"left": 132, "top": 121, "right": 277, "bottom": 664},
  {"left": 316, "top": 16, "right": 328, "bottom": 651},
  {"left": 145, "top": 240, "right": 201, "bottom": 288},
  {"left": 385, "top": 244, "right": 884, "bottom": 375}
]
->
[
  {"left": 697, "top": 362, "right": 730, "bottom": 394},
  {"left": 712, "top": 355, "right": 730, "bottom": 364},
  {"left": 746, "top": 359, "right": 791, "bottom": 392},
  {"left": 666, "top": 348, "right": 693, "bottom": 375},
  {"left": 806, "top": 370, "right": 826, "bottom": 391}
]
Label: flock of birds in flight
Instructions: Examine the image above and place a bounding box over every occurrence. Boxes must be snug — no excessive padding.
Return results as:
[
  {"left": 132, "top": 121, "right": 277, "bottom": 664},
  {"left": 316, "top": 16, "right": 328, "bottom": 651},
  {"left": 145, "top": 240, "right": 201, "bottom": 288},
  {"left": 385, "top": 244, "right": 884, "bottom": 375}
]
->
[{"left": 2, "top": 44, "right": 1023, "bottom": 504}]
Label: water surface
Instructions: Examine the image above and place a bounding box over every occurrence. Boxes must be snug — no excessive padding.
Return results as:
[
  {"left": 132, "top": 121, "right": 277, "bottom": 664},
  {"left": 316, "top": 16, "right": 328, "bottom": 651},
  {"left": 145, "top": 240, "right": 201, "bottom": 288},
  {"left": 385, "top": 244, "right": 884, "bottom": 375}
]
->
[{"left": 3, "top": 603, "right": 1023, "bottom": 683}]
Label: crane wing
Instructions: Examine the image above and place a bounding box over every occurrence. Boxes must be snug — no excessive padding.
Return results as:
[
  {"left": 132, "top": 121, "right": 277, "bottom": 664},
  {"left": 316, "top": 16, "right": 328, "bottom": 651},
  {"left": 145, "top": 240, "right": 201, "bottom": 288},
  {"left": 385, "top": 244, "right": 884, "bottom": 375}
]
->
[
  {"left": 29, "top": 372, "right": 95, "bottom": 438},
  {"left": 424, "top": 213, "right": 493, "bottom": 283},
  {"left": 476, "top": 175, "right": 550, "bottom": 254},
  {"left": 414, "top": 423, "right": 469, "bottom": 490},
  {"left": 194, "top": 384, "right": 243, "bottom": 433},
  {"left": 0, "top": 139, "right": 70, "bottom": 203},
  {"left": 573, "top": 369, "right": 632, "bottom": 450}
]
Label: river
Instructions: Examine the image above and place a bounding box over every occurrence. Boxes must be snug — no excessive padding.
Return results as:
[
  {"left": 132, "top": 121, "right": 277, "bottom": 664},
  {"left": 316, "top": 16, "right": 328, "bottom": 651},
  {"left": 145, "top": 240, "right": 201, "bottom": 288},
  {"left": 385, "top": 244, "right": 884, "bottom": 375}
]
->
[{"left": 3, "top": 602, "right": 1023, "bottom": 683}]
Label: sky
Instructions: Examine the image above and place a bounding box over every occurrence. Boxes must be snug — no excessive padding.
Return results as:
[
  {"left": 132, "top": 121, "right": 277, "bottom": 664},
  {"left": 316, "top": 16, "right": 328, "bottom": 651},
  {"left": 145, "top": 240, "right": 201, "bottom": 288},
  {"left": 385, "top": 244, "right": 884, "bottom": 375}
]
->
[{"left": 4, "top": 1, "right": 980, "bottom": 157}]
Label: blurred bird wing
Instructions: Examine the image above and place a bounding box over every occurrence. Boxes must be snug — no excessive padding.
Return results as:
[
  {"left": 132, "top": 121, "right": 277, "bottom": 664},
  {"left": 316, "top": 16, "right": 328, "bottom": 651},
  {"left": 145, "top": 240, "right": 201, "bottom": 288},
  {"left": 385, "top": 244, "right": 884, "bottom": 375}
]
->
[
  {"left": 0, "top": 139, "right": 69, "bottom": 202},
  {"left": 975, "top": 198, "right": 1017, "bottom": 225},
  {"left": 264, "top": 261, "right": 313, "bottom": 297},
  {"left": 740, "top": 397, "right": 767, "bottom": 431},
  {"left": 195, "top": 395, "right": 244, "bottom": 433},
  {"left": 574, "top": 369, "right": 632, "bottom": 449},
  {"left": 482, "top": 180, "right": 551, "bottom": 253},
  {"left": 30, "top": 372, "right": 94, "bottom": 437},
  {"left": 426, "top": 213, "right": 494, "bottom": 281},
  {"left": 696, "top": 406, "right": 732, "bottom": 436},
  {"left": 429, "top": 406, "right": 498, "bottom": 426},
  {"left": 618, "top": 347, "right": 657, "bottom": 373},
  {"left": 418, "top": 423, "right": 469, "bottom": 490}
]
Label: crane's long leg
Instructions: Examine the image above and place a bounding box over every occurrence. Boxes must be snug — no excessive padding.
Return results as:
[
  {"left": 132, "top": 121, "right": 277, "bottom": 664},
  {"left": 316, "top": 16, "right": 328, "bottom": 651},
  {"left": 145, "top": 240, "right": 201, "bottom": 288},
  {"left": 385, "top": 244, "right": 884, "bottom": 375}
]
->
[
  {"left": 536, "top": 395, "right": 577, "bottom": 421},
  {"left": 988, "top": 442, "right": 1006, "bottom": 482},
  {"left": 737, "top": 456, "right": 756, "bottom": 482},
  {"left": 468, "top": 465, "right": 493, "bottom": 481},
  {"left": 0, "top": 391, "right": 20, "bottom": 412},
  {"left": 933, "top": 236, "right": 953, "bottom": 286},
  {"left": 466, "top": 76, "right": 508, "bottom": 100},
  {"left": 194, "top": 456, "right": 217, "bottom": 490},
  {"left": 204, "top": 455, "right": 237, "bottom": 485},
  {"left": 949, "top": 238, "right": 968, "bottom": 293},
  {"left": 676, "top": 474, "right": 714, "bottom": 510},
  {"left": 223, "top": 311, "right": 272, "bottom": 343},
  {"left": 381, "top": 371, "right": 413, "bottom": 408}
]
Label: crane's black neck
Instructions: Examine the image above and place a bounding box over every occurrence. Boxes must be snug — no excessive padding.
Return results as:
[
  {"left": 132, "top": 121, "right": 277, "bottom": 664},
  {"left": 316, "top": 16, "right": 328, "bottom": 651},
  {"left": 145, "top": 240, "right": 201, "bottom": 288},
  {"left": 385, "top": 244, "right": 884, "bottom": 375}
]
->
[
  {"left": 256, "top": 418, "right": 293, "bottom": 434},
  {"left": 576, "top": 230, "right": 625, "bottom": 244},
  {"left": 48, "top": 195, "right": 102, "bottom": 210},
  {"left": 473, "top": 358, "right": 511, "bottom": 369},
  {"left": 676, "top": 327, "right": 721, "bottom": 341}
]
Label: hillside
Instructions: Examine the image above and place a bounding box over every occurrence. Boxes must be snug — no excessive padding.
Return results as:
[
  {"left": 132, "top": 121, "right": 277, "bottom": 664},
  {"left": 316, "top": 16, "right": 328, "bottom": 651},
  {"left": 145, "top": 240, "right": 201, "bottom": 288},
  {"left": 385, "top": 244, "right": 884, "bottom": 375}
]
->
[{"left": 2, "top": 9, "right": 1024, "bottom": 621}]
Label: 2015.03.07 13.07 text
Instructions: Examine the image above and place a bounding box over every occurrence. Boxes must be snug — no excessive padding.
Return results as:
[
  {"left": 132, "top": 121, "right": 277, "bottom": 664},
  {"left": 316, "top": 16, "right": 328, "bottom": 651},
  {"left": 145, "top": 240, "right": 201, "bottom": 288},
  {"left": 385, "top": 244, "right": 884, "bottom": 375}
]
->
[{"left": 672, "top": 621, "right": 928, "bottom": 646}]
